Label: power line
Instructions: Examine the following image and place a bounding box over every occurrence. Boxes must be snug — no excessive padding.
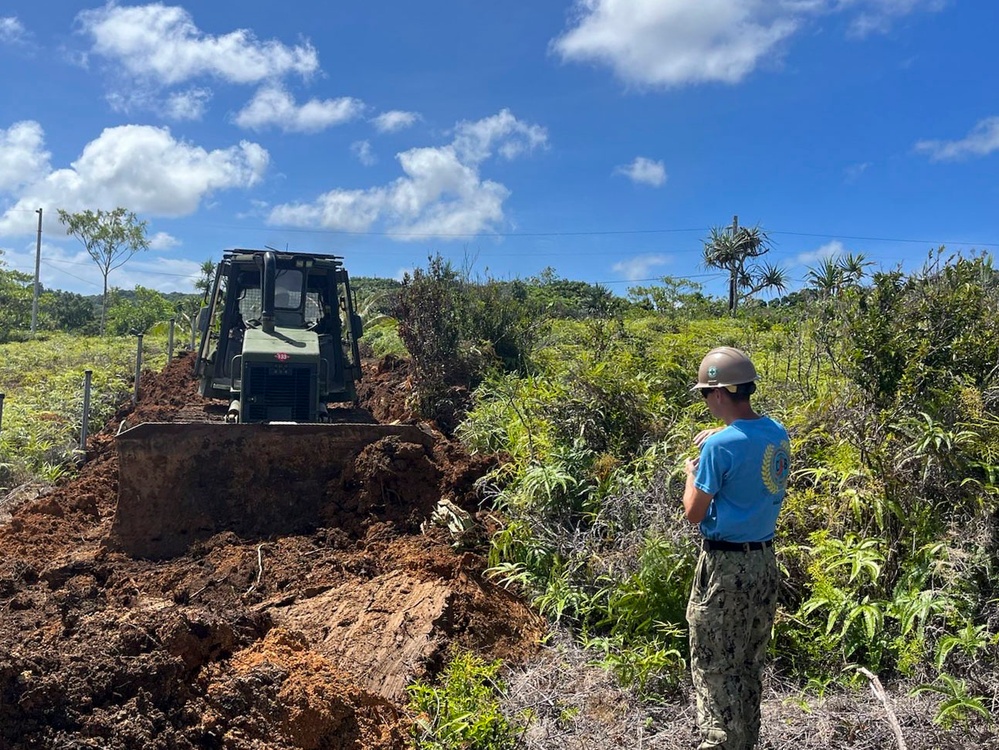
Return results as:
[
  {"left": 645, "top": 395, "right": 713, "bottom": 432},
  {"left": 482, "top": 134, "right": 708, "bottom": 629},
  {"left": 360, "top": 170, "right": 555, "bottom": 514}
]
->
[
  {"left": 170, "top": 217, "right": 999, "bottom": 247},
  {"left": 771, "top": 230, "right": 999, "bottom": 248},
  {"left": 597, "top": 272, "right": 727, "bottom": 286},
  {"left": 178, "top": 219, "right": 709, "bottom": 239},
  {"left": 39, "top": 260, "right": 102, "bottom": 289}
]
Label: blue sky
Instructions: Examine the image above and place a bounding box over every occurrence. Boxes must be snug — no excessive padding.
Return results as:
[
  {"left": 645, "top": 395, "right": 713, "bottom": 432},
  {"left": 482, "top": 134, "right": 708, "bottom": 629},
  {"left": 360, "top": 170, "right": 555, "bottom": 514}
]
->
[{"left": 0, "top": 1, "right": 997, "bottom": 299}]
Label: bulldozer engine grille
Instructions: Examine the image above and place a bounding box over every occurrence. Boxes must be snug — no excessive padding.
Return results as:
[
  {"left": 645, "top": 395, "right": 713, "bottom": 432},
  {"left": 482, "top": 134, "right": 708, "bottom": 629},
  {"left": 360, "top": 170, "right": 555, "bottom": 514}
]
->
[{"left": 244, "top": 363, "right": 316, "bottom": 422}]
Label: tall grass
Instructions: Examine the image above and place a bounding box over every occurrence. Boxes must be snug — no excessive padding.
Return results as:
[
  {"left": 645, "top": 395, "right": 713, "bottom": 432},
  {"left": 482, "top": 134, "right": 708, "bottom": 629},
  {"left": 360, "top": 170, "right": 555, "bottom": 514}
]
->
[{"left": 0, "top": 333, "right": 166, "bottom": 491}]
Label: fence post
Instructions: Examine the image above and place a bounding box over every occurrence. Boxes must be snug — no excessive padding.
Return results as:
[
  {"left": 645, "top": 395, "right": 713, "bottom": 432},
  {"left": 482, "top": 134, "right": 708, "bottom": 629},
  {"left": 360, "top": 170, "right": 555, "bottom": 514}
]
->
[
  {"left": 80, "top": 371, "right": 92, "bottom": 451},
  {"left": 168, "top": 318, "right": 176, "bottom": 361},
  {"left": 133, "top": 333, "right": 144, "bottom": 405},
  {"left": 0, "top": 392, "right": 5, "bottom": 434}
]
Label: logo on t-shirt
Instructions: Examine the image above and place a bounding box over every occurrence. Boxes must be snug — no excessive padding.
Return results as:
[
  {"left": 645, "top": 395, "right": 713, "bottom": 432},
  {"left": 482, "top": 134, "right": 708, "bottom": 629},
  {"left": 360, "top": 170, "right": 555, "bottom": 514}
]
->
[{"left": 762, "top": 439, "right": 790, "bottom": 494}]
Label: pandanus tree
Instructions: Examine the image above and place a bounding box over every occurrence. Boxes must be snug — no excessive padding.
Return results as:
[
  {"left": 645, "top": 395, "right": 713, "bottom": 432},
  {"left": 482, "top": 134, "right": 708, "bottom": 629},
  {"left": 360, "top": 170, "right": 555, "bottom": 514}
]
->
[
  {"left": 806, "top": 252, "right": 875, "bottom": 299},
  {"left": 702, "top": 221, "right": 787, "bottom": 313}
]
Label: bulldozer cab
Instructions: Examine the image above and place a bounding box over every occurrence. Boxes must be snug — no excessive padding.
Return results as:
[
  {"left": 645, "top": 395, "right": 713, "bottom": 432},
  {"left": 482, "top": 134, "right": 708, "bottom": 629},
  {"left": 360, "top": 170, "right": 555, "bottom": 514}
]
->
[
  {"left": 109, "top": 248, "right": 435, "bottom": 559},
  {"left": 195, "top": 249, "right": 364, "bottom": 420}
]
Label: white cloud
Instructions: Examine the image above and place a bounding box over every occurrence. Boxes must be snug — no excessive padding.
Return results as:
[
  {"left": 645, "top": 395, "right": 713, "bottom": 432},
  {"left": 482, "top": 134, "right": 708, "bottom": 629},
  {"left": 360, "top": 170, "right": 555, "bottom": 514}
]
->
[
  {"left": 106, "top": 85, "right": 211, "bottom": 121},
  {"left": 915, "top": 117, "right": 999, "bottom": 162},
  {"left": 612, "top": 253, "right": 670, "bottom": 281},
  {"left": 615, "top": 156, "right": 667, "bottom": 186},
  {"left": 452, "top": 108, "right": 548, "bottom": 163},
  {"left": 76, "top": 4, "right": 319, "bottom": 86},
  {"left": 0, "top": 121, "right": 51, "bottom": 192},
  {"left": 796, "top": 240, "right": 844, "bottom": 266},
  {"left": 553, "top": 0, "right": 799, "bottom": 88},
  {"left": 268, "top": 110, "right": 547, "bottom": 239},
  {"left": 352, "top": 140, "right": 377, "bottom": 166},
  {"left": 844, "top": 0, "right": 948, "bottom": 38},
  {"left": 373, "top": 110, "right": 420, "bottom": 133},
  {"left": 0, "top": 16, "right": 27, "bottom": 44},
  {"left": 148, "top": 231, "right": 180, "bottom": 250},
  {"left": 844, "top": 162, "right": 870, "bottom": 181},
  {"left": 552, "top": 0, "right": 946, "bottom": 88},
  {"left": 164, "top": 88, "right": 213, "bottom": 121},
  {"left": 234, "top": 84, "right": 364, "bottom": 133},
  {"left": 0, "top": 124, "right": 269, "bottom": 236}
]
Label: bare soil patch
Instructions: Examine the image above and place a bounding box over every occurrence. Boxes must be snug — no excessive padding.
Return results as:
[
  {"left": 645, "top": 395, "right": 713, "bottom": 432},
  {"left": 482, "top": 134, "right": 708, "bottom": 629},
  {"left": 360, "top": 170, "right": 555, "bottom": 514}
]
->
[{"left": 0, "top": 352, "right": 542, "bottom": 749}]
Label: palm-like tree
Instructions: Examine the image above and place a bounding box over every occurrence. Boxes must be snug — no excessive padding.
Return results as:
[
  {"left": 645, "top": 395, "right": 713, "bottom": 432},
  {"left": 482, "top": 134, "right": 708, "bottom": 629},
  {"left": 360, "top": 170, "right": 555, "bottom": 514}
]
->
[
  {"left": 806, "top": 257, "right": 843, "bottom": 299},
  {"left": 703, "top": 223, "right": 786, "bottom": 313},
  {"left": 839, "top": 253, "right": 874, "bottom": 288},
  {"left": 806, "top": 252, "right": 874, "bottom": 300}
]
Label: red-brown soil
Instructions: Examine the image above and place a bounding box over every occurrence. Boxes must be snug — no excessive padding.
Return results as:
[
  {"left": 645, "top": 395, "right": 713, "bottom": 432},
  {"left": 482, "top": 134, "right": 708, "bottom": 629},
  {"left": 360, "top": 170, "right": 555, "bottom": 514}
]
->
[{"left": 0, "top": 353, "right": 542, "bottom": 749}]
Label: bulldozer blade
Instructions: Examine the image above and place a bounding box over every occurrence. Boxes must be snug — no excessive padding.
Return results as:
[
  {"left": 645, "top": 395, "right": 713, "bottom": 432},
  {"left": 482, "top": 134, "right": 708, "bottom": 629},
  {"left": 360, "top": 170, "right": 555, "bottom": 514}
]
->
[{"left": 109, "top": 421, "right": 435, "bottom": 559}]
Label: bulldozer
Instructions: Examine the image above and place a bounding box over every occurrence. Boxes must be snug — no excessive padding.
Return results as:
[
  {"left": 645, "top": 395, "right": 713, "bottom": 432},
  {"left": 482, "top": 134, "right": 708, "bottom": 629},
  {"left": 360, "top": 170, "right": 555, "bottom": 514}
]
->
[{"left": 109, "top": 249, "right": 433, "bottom": 558}]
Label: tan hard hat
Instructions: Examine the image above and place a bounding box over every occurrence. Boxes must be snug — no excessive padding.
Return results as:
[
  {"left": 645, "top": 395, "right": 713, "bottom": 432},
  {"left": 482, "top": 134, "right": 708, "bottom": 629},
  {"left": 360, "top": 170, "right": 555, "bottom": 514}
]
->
[{"left": 693, "top": 347, "right": 758, "bottom": 389}]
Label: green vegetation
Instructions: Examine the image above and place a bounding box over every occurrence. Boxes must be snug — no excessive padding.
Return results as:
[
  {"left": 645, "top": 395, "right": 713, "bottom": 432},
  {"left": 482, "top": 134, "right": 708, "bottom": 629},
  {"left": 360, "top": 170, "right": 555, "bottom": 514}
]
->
[
  {"left": 388, "top": 248, "right": 997, "bottom": 732},
  {"left": 57, "top": 207, "right": 150, "bottom": 334},
  {"left": 1, "top": 239, "right": 996, "bottom": 735},
  {"left": 0, "top": 250, "right": 34, "bottom": 343},
  {"left": 0, "top": 333, "right": 167, "bottom": 490},
  {"left": 408, "top": 650, "right": 522, "bottom": 750}
]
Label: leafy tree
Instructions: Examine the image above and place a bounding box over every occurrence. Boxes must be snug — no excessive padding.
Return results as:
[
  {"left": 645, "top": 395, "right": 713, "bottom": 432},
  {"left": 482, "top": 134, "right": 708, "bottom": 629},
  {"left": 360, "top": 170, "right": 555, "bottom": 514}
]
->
[
  {"left": 0, "top": 251, "right": 33, "bottom": 342},
  {"left": 39, "top": 289, "right": 98, "bottom": 333},
  {"left": 351, "top": 276, "right": 403, "bottom": 317},
  {"left": 844, "top": 249, "right": 999, "bottom": 412},
  {"left": 105, "top": 285, "right": 175, "bottom": 335},
  {"left": 627, "top": 275, "right": 724, "bottom": 318},
  {"left": 393, "top": 255, "right": 473, "bottom": 429},
  {"left": 193, "top": 259, "right": 216, "bottom": 297},
  {"left": 57, "top": 207, "right": 150, "bottom": 334},
  {"left": 393, "top": 256, "right": 539, "bottom": 429},
  {"left": 703, "top": 222, "right": 787, "bottom": 313},
  {"left": 527, "top": 267, "right": 627, "bottom": 319}
]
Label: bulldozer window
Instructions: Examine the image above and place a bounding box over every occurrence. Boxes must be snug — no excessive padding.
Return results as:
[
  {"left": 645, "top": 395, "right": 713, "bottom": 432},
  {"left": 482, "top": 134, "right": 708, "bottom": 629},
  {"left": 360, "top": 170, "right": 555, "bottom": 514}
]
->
[
  {"left": 238, "top": 288, "right": 263, "bottom": 321},
  {"left": 233, "top": 271, "right": 262, "bottom": 321},
  {"left": 275, "top": 270, "right": 303, "bottom": 309},
  {"left": 304, "top": 292, "right": 323, "bottom": 325}
]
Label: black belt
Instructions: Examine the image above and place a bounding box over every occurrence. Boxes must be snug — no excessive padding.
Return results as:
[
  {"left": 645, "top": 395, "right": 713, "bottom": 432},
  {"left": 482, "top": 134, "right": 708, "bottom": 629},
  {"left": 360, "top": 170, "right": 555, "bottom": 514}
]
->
[{"left": 702, "top": 539, "right": 774, "bottom": 552}]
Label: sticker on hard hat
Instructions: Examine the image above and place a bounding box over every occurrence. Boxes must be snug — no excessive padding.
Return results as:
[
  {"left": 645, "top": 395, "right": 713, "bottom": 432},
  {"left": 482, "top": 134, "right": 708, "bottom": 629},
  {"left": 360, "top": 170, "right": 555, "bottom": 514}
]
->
[
  {"left": 707, "top": 365, "right": 718, "bottom": 378},
  {"left": 275, "top": 352, "right": 290, "bottom": 361}
]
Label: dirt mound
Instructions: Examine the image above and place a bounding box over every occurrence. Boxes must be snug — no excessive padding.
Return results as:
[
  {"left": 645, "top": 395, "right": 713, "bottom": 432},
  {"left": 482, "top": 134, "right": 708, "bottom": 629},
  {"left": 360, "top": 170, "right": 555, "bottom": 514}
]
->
[
  {"left": 0, "top": 352, "right": 541, "bottom": 749},
  {"left": 356, "top": 354, "right": 417, "bottom": 424}
]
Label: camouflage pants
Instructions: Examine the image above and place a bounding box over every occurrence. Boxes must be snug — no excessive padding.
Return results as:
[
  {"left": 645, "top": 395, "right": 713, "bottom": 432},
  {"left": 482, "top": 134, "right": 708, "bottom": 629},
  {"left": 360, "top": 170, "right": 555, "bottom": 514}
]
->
[{"left": 686, "top": 547, "right": 779, "bottom": 750}]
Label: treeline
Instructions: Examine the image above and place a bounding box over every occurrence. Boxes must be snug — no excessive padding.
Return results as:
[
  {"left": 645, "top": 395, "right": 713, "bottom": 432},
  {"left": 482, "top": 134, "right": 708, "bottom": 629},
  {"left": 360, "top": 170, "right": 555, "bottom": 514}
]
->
[{"left": 0, "top": 250, "right": 645, "bottom": 344}]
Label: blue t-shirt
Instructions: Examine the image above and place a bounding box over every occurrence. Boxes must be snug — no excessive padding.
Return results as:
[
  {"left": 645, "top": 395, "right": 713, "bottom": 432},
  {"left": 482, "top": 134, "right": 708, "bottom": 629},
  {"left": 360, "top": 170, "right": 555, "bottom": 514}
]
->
[{"left": 694, "top": 416, "right": 790, "bottom": 542}]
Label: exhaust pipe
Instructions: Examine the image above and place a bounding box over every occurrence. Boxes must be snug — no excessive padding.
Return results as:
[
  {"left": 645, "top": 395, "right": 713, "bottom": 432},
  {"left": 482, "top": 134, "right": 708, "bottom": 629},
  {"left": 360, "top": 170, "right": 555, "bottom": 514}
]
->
[{"left": 260, "top": 250, "right": 276, "bottom": 334}]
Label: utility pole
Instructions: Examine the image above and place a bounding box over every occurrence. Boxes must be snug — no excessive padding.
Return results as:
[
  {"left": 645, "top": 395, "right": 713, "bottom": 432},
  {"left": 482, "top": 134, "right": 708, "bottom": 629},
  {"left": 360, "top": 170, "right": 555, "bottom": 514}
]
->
[
  {"left": 728, "top": 214, "right": 739, "bottom": 314},
  {"left": 31, "top": 208, "right": 42, "bottom": 333}
]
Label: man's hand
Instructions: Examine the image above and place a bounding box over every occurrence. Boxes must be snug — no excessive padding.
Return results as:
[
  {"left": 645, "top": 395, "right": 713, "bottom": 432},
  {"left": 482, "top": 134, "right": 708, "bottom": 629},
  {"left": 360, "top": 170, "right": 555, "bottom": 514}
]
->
[
  {"left": 682, "top": 456, "right": 713, "bottom": 524},
  {"left": 693, "top": 427, "right": 723, "bottom": 448}
]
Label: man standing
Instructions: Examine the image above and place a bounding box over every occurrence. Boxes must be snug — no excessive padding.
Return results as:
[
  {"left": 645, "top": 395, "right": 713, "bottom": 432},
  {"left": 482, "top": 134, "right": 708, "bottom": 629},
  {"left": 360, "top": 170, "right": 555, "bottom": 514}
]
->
[{"left": 682, "top": 346, "right": 790, "bottom": 750}]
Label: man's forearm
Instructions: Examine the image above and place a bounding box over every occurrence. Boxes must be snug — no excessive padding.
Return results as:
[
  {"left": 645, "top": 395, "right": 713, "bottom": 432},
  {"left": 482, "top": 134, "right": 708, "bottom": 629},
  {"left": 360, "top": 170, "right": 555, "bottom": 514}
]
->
[{"left": 683, "top": 461, "right": 711, "bottom": 523}]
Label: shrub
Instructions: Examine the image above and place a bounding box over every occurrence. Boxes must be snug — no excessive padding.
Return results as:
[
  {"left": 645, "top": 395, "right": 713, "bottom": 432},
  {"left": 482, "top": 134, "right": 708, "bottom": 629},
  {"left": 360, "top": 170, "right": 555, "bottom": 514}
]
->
[{"left": 407, "top": 651, "right": 521, "bottom": 750}]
